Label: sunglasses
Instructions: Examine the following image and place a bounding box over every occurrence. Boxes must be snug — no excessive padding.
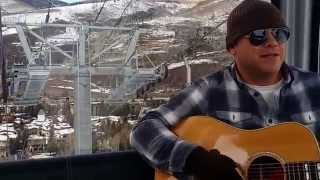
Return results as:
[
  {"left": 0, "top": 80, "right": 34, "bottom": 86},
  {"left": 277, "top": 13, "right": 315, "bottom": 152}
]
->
[{"left": 245, "top": 27, "right": 290, "bottom": 46}]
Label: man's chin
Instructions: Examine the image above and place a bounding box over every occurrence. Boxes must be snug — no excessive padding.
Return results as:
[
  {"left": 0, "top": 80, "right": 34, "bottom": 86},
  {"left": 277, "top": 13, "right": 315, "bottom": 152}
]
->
[
  {"left": 259, "top": 69, "right": 282, "bottom": 77},
  {"left": 259, "top": 62, "right": 283, "bottom": 73}
]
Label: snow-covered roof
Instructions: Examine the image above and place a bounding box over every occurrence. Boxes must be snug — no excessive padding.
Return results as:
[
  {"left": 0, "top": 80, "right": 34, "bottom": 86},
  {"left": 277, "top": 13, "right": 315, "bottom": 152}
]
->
[
  {"left": 25, "top": 124, "right": 40, "bottom": 129},
  {"left": 54, "top": 123, "right": 71, "bottom": 129},
  {"left": 0, "top": 124, "right": 15, "bottom": 132},
  {"left": 107, "top": 116, "right": 121, "bottom": 122},
  {"left": 57, "top": 116, "right": 64, "bottom": 122},
  {"left": 0, "top": 133, "right": 17, "bottom": 140},
  {"left": 29, "top": 135, "right": 48, "bottom": 140},
  {"left": 91, "top": 116, "right": 108, "bottom": 121},
  {"left": 55, "top": 128, "right": 74, "bottom": 137},
  {"left": 168, "top": 59, "right": 219, "bottom": 70},
  {"left": 30, "top": 153, "right": 54, "bottom": 159}
]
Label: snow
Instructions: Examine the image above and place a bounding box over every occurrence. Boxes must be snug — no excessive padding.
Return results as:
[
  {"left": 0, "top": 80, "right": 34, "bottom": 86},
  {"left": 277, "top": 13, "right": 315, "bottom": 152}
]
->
[
  {"left": 47, "top": 28, "right": 79, "bottom": 44},
  {"left": 0, "top": 0, "right": 153, "bottom": 37},
  {"left": 168, "top": 59, "right": 218, "bottom": 70},
  {"left": 38, "top": 114, "right": 45, "bottom": 122},
  {"left": 29, "top": 135, "right": 47, "bottom": 140},
  {"left": 25, "top": 124, "right": 39, "bottom": 129},
  {"left": 0, "top": 135, "right": 8, "bottom": 141},
  {"left": 0, "top": 124, "right": 15, "bottom": 132},
  {"left": 195, "top": 50, "right": 225, "bottom": 57},
  {"left": 91, "top": 116, "right": 121, "bottom": 123},
  {"left": 51, "top": 85, "right": 74, "bottom": 90},
  {"left": 62, "top": 80, "right": 73, "bottom": 83},
  {"left": 57, "top": 122, "right": 71, "bottom": 129},
  {"left": 2, "top": 0, "right": 154, "bottom": 25},
  {"left": 55, "top": 128, "right": 74, "bottom": 136},
  {"left": 0, "top": 133, "right": 17, "bottom": 139},
  {"left": 150, "top": 29, "right": 175, "bottom": 37},
  {"left": 60, "top": 0, "right": 86, "bottom": 3},
  {"left": 107, "top": 116, "right": 121, "bottom": 122},
  {"left": 112, "top": 43, "right": 126, "bottom": 49},
  {"left": 153, "top": 1, "right": 195, "bottom": 14},
  {"left": 91, "top": 116, "right": 109, "bottom": 121},
  {"left": 0, "top": 134, "right": 17, "bottom": 141},
  {"left": 2, "top": 27, "right": 17, "bottom": 36},
  {"left": 0, "top": 0, "right": 236, "bottom": 39},
  {"left": 0, "top": 0, "right": 34, "bottom": 14},
  {"left": 144, "top": 16, "right": 199, "bottom": 26},
  {"left": 91, "top": 88, "right": 111, "bottom": 94},
  {"left": 30, "top": 153, "right": 54, "bottom": 159},
  {"left": 57, "top": 116, "right": 64, "bottom": 122},
  {"left": 143, "top": 50, "right": 167, "bottom": 55},
  {"left": 51, "top": 85, "right": 111, "bottom": 94},
  {"left": 0, "top": 0, "right": 239, "bottom": 151}
]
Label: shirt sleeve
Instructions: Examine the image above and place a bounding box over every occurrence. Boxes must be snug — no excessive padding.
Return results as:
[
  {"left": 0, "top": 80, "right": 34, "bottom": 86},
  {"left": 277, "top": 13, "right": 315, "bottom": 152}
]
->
[{"left": 130, "top": 78, "right": 210, "bottom": 174}]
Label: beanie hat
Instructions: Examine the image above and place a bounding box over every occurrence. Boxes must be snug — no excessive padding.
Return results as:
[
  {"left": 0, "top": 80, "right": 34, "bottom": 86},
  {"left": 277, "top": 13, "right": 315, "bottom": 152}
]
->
[{"left": 226, "top": 0, "right": 287, "bottom": 49}]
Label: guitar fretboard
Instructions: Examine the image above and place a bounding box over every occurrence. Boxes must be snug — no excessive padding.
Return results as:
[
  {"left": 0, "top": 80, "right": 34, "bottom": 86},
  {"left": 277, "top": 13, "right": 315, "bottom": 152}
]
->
[
  {"left": 248, "top": 161, "right": 320, "bottom": 180},
  {"left": 286, "top": 161, "right": 320, "bottom": 180}
]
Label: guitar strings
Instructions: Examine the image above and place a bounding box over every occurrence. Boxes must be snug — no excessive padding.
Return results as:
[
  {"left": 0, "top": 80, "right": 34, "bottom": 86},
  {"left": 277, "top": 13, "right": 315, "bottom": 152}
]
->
[
  {"left": 247, "top": 171, "right": 319, "bottom": 178},
  {"left": 245, "top": 169, "right": 320, "bottom": 177},
  {"left": 250, "top": 162, "right": 320, "bottom": 166},
  {"left": 247, "top": 169, "right": 318, "bottom": 173},
  {"left": 250, "top": 163, "right": 320, "bottom": 168},
  {"left": 248, "top": 166, "right": 320, "bottom": 171},
  {"left": 249, "top": 165, "right": 320, "bottom": 169}
]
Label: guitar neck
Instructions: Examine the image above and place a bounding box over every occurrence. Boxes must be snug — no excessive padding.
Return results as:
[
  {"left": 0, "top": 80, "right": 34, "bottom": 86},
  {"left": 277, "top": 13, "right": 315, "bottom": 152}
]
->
[{"left": 285, "top": 161, "right": 320, "bottom": 179}]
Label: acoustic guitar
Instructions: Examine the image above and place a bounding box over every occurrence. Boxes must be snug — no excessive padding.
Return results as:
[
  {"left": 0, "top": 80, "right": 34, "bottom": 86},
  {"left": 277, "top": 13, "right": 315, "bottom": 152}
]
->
[{"left": 155, "top": 116, "right": 320, "bottom": 180}]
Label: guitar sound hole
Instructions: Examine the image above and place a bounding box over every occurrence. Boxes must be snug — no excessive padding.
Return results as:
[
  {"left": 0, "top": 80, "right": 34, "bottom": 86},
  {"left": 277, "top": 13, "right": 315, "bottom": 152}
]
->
[{"left": 247, "top": 156, "right": 285, "bottom": 180}]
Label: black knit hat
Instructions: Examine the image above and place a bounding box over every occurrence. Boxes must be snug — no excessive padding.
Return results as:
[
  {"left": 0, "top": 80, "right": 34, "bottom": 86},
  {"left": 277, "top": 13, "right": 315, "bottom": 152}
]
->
[{"left": 226, "top": 0, "right": 287, "bottom": 49}]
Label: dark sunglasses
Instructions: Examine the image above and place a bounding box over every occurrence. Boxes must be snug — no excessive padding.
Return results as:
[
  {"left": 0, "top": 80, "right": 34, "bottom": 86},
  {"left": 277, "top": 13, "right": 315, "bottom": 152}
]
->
[{"left": 245, "top": 27, "right": 290, "bottom": 46}]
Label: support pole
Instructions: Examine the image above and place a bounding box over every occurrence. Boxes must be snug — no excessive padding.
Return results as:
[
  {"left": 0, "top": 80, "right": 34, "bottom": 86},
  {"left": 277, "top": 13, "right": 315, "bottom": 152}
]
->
[
  {"left": 0, "top": 7, "right": 8, "bottom": 104},
  {"left": 74, "top": 26, "right": 92, "bottom": 155}
]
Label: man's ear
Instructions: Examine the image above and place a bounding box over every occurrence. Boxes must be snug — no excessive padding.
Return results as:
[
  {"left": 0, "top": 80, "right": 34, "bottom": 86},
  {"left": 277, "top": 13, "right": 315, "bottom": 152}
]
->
[{"left": 228, "top": 47, "right": 237, "bottom": 56}]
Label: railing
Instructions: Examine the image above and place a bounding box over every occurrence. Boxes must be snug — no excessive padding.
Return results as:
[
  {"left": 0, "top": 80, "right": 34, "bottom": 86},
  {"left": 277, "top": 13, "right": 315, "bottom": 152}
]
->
[{"left": 0, "top": 151, "right": 154, "bottom": 180}]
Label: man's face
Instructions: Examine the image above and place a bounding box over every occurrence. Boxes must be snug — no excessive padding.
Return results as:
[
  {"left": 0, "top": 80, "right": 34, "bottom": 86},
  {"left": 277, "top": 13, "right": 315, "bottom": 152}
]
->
[{"left": 229, "top": 28, "right": 288, "bottom": 80}]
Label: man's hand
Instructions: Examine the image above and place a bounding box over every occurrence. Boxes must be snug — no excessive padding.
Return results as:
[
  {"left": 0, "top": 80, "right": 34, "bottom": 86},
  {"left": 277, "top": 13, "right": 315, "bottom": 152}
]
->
[{"left": 184, "top": 147, "right": 242, "bottom": 180}]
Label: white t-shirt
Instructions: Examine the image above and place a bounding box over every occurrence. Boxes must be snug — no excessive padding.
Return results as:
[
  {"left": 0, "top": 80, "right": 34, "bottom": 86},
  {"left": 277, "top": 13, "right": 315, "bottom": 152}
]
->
[{"left": 246, "top": 79, "right": 283, "bottom": 109}]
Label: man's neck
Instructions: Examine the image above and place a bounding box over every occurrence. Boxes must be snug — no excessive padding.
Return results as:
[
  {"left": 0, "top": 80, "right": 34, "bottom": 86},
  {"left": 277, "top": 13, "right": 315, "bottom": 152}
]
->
[{"left": 236, "top": 68, "right": 283, "bottom": 86}]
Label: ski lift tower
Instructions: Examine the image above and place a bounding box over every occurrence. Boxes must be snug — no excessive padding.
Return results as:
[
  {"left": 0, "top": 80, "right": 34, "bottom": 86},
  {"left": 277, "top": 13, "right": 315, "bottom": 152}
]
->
[{"left": 2, "top": 21, "right": 140, "bottom": 154}]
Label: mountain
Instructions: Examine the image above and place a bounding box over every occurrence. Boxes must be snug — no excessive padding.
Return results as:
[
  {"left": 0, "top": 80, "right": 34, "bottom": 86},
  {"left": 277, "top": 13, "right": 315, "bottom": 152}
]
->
[
  {"left": 20, "top": 0, "right": 68, "bottom": 8},
  {"left": 0, "top": 0, "right": 35, "bottom": 14},
  {"left": 1, "top": 0, "right": 241, "bottom": 100}
]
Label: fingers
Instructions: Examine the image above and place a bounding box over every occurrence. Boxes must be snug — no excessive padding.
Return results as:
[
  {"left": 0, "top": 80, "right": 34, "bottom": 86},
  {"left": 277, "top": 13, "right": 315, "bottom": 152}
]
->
[
  {"left": 222, "top": 155, "right": 237, "bottom": 166},
  {"left": 227, "top": 169, "right": 243, "bottom": 180}
]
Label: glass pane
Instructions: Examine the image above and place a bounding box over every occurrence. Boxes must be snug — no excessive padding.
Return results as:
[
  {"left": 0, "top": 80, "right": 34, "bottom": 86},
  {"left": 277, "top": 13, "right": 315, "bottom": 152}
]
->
[{"left": 0, "top": 0, "right": 242, "bottom": 161}]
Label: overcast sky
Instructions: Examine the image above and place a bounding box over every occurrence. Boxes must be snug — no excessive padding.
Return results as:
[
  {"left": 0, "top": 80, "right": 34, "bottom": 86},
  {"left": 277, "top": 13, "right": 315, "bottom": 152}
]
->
[{"left": 59, "top": 0, "right": 83, "bottom": 3}]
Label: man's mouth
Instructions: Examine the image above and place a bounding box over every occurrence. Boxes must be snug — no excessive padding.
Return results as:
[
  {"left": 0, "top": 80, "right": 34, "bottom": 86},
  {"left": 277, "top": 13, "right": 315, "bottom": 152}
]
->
[{"left": 260, "top": 53, "right": 280, "bottom": 58}]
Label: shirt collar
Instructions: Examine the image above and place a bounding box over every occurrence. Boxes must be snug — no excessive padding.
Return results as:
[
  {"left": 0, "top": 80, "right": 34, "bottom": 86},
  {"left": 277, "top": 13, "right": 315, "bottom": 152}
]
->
[{"left": 228, "top": 62, "right": 293, "bottom": 86}]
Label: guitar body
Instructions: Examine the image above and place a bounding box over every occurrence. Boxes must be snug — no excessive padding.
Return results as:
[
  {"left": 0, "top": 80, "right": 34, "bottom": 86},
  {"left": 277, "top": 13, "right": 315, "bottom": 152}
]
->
[{"left": 155, "top": 116, "right": 320, "bottom": 180}]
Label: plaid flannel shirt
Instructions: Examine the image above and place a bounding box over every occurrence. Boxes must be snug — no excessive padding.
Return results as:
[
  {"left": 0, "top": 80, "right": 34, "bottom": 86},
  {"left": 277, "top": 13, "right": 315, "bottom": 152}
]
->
[{"left": 130, "top": 64, "right": 320, "bottom": 175}]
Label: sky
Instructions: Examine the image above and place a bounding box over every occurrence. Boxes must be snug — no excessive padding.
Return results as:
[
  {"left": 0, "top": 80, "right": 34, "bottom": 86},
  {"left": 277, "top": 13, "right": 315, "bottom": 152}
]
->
[{"left": 58, "top": 0, "right": 83, "bottom": 3}]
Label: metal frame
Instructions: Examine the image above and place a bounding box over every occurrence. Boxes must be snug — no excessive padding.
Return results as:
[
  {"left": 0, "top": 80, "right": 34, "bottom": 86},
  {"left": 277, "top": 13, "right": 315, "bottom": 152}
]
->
[
  {"left": 281, "top": 0, "right": 313, "bottom": 70},
  {"left": 3, "top": 22, "right": 162, "bottom": 155},
  {"left": 318, "top": 24, "right": 320, "bottom": 74}
]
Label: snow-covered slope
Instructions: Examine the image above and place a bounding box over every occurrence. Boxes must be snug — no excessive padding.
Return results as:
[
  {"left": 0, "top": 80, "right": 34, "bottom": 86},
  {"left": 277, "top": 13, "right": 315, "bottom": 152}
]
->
[
  {"left": 0, "top": 0, "right": 35, "bottom": 14},
  {"left": 1, "top": 0, "right": 236, "bottom": 24},
  {"left": 2, "top": 0, "right": 240, "bottom": 81}
]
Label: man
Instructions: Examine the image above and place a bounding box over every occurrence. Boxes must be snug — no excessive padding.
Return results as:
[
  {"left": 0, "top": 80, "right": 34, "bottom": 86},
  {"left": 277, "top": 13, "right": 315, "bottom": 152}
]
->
[{"left": 130, "top": 0, "right": 320, "bottom": 179}]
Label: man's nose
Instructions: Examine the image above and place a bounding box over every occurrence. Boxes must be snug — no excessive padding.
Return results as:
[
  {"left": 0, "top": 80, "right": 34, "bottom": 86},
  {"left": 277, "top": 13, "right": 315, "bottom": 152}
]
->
[{"left": 264, "top": 31, "right": 279, "bottom": 47}]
